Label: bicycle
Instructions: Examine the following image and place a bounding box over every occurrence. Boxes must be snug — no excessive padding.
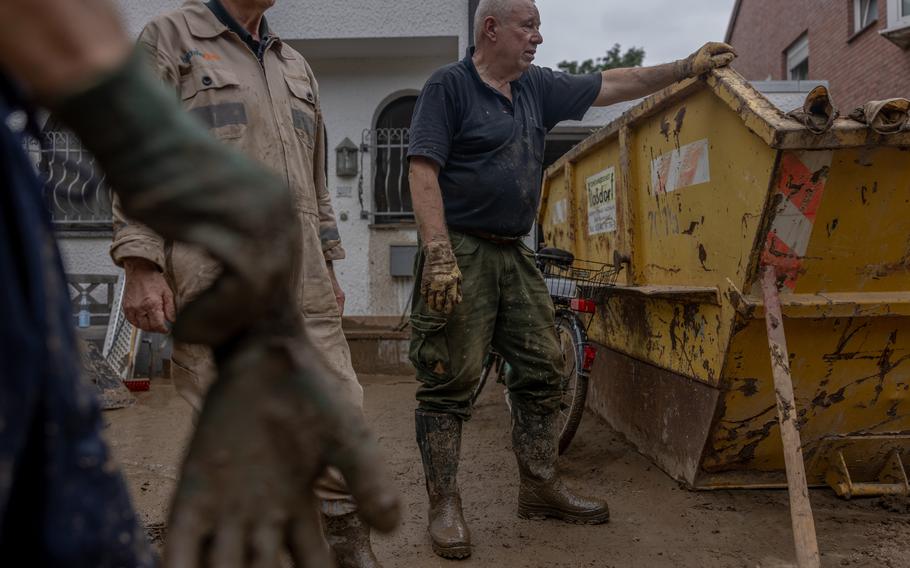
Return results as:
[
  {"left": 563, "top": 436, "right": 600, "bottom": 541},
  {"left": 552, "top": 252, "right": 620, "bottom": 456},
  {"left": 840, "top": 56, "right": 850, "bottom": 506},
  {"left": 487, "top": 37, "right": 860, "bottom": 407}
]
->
[{"left": 470, "top": 247, "right": 621, "bottom": 455}]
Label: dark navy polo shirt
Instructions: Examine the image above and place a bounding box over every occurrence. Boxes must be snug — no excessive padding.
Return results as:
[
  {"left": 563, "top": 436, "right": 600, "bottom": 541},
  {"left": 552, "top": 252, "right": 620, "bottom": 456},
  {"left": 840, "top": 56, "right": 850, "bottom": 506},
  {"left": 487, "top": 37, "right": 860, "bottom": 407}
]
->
[
  {"left": 205, "top": 0, "right": 273, "bottom": 61},
  {"left": 408, "top": 49, "right": 601, "bottom": 237}
]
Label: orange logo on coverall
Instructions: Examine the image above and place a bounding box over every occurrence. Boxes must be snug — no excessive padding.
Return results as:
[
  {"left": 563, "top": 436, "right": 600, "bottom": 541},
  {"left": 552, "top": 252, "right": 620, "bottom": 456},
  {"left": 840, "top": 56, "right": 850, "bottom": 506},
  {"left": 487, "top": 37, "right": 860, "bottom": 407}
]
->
[{"left": 181, "top": 49, "right": 222, "bottom": 64}]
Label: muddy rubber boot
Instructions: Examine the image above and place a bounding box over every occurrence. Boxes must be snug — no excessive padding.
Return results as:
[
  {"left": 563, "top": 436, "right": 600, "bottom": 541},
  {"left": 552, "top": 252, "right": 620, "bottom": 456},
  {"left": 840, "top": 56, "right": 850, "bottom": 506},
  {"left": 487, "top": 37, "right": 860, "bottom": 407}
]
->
[
  {"left": 323, "top": 512, "right": 382, "bottom": 568},
  {"left": 512, "top": 404, "right": 610, "bottom": 524},
  {"left": 415, "top": 410, "right": 472, "bottom": 559}
]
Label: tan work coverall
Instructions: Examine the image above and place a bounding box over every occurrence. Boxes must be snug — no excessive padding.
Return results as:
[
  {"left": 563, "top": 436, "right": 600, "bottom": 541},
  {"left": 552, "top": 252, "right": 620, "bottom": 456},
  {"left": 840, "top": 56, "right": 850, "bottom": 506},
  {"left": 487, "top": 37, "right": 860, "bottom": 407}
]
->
[{"left": 110, "top": 0, "right": 362, "bottom": 509}]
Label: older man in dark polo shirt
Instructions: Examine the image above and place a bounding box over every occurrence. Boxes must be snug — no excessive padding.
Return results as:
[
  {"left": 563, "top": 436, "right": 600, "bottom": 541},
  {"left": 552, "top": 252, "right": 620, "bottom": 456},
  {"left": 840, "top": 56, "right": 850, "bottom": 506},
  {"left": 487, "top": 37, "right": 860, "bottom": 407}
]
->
[{"left": 406, "top": 0, "right": 735, "bottom": 559}]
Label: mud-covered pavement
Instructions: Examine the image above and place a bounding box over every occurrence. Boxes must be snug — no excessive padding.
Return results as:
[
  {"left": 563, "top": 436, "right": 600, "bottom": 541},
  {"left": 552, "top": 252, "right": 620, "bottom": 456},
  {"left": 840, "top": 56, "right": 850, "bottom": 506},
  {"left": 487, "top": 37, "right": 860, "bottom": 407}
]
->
[{"left": 105, "top": 374, "right": 910, "bottom": 567}]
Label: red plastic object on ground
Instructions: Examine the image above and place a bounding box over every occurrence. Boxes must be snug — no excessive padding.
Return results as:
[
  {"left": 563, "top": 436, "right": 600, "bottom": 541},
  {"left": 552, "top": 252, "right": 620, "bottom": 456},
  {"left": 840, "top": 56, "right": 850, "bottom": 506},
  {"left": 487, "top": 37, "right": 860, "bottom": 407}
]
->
[{"left": 123, "top": 378, "right": 150, "bottom": 392}]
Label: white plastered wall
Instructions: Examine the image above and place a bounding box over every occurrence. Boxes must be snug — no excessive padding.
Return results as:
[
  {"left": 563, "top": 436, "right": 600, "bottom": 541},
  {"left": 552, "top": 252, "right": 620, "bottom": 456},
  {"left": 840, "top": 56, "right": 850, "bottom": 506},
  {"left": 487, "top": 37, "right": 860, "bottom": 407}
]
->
[
  {"left": 62, "top": 0, "right": 470, "bottom": 318},
  {"left": 309, "top": 56, "right": 457, "bottom": 316}
]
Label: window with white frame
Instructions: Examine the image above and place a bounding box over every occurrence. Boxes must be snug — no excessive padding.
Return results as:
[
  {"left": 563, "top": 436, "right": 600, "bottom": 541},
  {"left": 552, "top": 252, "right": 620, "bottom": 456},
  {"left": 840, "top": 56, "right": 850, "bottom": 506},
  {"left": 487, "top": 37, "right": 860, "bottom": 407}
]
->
[
  {"left": 854, "top": 0, "right": 878, "bottom": 32},
  {"left": 888, "top": 0, "right": 910, "bottom": 26},
  {"left": 786, "top": 34, "right": 809, "bottom": 81}
]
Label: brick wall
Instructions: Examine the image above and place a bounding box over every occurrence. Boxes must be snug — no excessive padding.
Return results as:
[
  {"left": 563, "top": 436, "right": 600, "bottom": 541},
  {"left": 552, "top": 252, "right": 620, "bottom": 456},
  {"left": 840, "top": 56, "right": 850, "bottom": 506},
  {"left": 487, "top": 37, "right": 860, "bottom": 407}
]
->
[{"left": 728, "top": 0, "right": 910, "bottom": 110}]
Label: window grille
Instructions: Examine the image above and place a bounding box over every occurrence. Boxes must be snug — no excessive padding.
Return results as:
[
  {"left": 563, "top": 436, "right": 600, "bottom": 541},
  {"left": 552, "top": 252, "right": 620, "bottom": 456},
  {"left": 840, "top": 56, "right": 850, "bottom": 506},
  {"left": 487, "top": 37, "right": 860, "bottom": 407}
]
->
[
  {"left": 25, "top": 130, "right": 113, "bottom": 230},
  {"left": 361, "top": 127, "right": 414, "bottom": 224}
]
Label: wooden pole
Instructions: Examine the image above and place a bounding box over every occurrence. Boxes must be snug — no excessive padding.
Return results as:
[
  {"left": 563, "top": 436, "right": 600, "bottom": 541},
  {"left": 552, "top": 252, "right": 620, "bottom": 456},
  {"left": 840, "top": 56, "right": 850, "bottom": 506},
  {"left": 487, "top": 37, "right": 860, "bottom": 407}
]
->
[{"left": 760, "top": 265, "right": 821, "bottom": 568}]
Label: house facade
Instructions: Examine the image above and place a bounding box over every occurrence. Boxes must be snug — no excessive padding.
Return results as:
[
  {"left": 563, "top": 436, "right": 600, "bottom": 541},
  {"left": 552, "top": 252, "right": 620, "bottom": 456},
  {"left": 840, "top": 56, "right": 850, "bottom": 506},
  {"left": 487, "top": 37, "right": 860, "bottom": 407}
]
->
[
  {"left": 53, "top": 0, "right": 612, "bottom": 323},
  {"left": 56, "top": 0, "right": 472, "bottom": 321},
  {"left": 726, "top": 0, "right": 910, "bottom": 110}
]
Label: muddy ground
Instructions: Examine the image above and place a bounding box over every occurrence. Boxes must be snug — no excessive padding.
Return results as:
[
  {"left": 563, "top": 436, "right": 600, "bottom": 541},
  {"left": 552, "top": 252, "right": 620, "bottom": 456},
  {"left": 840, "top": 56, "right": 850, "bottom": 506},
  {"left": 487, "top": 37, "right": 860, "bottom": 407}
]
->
[{"left": 105, "top": 374, "right": 910, "bottom": 567}]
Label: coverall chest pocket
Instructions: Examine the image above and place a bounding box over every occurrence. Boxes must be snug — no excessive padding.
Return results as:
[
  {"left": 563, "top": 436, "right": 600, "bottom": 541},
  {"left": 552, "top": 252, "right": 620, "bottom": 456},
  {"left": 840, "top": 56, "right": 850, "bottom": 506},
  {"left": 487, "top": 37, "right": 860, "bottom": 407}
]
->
[
  {"left": 180, "top": 67, "right": 247, "bottom": 140},
  {"left": 285, "top": 76, "right": 318, "bottom": 149},
  {"left": 409, "top": 314, "right": 451, "bottom": 380}
]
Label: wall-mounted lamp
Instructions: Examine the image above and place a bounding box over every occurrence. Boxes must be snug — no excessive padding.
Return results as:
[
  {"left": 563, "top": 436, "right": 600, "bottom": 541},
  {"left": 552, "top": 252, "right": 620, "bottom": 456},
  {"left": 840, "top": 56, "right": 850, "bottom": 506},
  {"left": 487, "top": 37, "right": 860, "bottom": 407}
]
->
[{"left": 336, "top": 137, "right": 359, "bottom": 177}]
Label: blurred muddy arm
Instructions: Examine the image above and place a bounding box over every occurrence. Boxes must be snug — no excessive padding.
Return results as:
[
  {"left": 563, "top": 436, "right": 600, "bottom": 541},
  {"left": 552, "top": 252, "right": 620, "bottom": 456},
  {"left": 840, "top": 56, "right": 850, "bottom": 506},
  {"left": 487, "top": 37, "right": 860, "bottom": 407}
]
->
[{"left": 0, "top": 0, "right": 131, "bottom": 101}]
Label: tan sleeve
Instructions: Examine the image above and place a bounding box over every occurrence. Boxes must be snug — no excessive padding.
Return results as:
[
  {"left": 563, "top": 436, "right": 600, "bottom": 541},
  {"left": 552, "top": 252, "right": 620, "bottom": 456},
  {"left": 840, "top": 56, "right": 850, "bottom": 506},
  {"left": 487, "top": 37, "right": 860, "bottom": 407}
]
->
[
  {"left": 312, "top": 87, "right": 346, "bottom": 261},
  {"left": 110, "top": 22, "right": 178, "bottom": 269}
]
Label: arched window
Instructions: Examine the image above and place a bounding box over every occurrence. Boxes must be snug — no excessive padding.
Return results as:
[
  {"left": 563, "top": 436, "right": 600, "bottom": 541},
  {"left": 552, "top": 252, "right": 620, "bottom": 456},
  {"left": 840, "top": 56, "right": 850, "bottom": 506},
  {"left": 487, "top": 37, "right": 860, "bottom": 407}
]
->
[{"left": 366, "top": 95, "right": 417, "bottom": 224}]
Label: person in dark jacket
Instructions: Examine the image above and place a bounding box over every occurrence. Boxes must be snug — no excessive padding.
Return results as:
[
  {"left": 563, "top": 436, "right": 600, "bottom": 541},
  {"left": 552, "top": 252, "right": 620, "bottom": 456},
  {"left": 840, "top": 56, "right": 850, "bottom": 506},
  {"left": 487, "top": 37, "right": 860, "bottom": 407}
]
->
[{"left": 0, "top": 1, "right": 398, "bottom": 565}]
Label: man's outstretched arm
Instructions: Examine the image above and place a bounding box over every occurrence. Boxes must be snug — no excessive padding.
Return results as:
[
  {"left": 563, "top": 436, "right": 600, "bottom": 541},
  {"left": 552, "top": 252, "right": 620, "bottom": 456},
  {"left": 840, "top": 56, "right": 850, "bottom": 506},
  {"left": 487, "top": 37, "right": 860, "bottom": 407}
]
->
[{"left": 593, "top": 42, "right": 736, "bottom": 107}]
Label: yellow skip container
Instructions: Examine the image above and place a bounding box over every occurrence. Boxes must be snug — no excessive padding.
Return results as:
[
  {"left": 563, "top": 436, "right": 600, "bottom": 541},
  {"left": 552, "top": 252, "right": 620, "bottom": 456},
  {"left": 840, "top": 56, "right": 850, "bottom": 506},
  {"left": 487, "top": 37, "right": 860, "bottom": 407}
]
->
[{"left": 539, "top": 68, "right": 910, "bottom": 496}]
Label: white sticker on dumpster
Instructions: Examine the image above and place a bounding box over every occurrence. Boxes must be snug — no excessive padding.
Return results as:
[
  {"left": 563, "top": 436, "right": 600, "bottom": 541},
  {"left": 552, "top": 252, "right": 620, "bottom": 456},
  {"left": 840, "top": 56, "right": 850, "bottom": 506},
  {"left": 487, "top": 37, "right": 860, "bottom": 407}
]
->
[
  {"left": 551, "top": 198, "right": 569, "bottom": 225},
  {"left": 586, "top": 167, "right": 616, "bottom": 235},
  {"left": 650, "top": 138, "right": 710, "bottom": 195}
]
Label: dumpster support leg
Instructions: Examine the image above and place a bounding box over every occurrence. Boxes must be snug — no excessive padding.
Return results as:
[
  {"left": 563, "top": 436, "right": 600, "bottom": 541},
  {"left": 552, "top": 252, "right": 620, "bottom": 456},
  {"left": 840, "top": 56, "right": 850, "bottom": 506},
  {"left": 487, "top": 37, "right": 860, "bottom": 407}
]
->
[{"left": 760, "top": 265, "right": 821, "bottom": 568}]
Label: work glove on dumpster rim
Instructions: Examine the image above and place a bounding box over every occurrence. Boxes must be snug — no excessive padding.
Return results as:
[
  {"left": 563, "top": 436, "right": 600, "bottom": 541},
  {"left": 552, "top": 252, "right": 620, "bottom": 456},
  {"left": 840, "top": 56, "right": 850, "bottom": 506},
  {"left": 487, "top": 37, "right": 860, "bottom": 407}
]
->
[
  {"left": 676, "top": 42, "right": 737, "bottom": 80},
  {"left": 421, "top": 238, "right": 464, "bottom": 315}
]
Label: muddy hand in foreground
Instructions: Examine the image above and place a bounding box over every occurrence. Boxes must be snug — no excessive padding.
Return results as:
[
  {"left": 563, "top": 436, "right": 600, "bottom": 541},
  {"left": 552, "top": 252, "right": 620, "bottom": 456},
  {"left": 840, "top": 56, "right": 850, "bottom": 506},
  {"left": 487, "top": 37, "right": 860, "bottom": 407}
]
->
[{"left": 166, "top": 322, "right": 400, "bottom": 568}]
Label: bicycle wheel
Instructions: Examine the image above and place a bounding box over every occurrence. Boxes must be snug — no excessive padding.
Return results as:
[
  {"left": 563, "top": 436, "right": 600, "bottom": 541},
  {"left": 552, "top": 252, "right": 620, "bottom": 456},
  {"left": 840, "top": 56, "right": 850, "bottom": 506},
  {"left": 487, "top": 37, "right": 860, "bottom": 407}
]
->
[{"left": 553, "top": 310, "right": 588, "bottom": 455}]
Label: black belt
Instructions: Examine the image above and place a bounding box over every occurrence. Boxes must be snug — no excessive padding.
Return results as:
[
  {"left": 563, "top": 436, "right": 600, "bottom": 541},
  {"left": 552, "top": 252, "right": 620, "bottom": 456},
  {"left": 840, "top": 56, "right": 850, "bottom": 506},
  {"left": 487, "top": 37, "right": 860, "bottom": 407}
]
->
[{"left": 458, "top": 229, "right": 523, "bottom": 245}]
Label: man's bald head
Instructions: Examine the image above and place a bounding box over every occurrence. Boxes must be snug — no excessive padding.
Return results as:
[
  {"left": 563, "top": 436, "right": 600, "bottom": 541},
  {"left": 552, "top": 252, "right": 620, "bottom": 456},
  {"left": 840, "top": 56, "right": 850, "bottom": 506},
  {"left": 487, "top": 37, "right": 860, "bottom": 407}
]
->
[{"left": 473, "top": 0, "right": 537, "bottom": 46}]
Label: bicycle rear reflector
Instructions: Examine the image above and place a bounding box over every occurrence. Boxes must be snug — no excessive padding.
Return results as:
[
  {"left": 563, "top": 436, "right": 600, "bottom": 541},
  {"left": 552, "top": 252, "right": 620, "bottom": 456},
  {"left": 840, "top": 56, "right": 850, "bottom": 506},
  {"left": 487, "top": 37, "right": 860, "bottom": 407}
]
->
[
  {"left": 571, "top": 298, "right": 597, "bottom": 313},
  {"left": 582, "top": 345, "right": 597, "bottom": 371}
]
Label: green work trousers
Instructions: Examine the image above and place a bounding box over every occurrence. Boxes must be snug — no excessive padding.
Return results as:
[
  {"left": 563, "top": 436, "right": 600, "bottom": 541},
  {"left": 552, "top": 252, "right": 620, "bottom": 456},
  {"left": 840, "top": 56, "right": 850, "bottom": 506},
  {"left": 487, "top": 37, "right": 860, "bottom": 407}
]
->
[{"left": 410, "top": 231, "right": 564, "bottom": 420}]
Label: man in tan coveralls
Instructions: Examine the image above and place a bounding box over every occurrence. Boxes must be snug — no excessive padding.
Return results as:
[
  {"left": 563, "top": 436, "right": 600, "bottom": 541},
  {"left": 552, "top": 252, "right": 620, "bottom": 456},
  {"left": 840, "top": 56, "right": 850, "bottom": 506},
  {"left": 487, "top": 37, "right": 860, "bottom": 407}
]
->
[{"left": 110, "top": 1, "right": 379, "bottom": 565}]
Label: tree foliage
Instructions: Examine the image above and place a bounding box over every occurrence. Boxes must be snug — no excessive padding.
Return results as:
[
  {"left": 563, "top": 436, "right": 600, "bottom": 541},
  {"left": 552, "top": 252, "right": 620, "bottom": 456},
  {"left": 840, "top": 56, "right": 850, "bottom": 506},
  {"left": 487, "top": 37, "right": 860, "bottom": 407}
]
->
[{"left": 557, "top": 44, "right": 645, "bottom": 74}]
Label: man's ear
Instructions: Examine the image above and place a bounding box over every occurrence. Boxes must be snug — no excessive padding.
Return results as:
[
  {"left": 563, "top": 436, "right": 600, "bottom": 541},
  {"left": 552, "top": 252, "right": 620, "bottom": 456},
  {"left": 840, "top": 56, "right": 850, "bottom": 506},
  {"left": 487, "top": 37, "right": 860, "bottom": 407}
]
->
[{"left": 483, "top": 16, "right": 498, "bottom": 42}]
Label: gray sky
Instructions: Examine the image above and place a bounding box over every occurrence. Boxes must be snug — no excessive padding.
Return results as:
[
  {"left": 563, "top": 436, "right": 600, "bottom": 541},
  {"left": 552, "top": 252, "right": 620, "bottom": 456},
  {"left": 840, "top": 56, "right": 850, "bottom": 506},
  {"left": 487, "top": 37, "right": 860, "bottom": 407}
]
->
[{"left": 533, "top": 0, "right": 738, "bottom": 69}]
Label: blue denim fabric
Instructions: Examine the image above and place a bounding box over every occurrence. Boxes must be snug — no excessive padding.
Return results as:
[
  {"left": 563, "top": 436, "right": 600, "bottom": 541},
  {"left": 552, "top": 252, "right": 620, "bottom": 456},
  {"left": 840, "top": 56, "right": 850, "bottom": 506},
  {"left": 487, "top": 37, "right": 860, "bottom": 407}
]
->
[{"left": 0, "top": 78, "right": 153, "bottom": 567}]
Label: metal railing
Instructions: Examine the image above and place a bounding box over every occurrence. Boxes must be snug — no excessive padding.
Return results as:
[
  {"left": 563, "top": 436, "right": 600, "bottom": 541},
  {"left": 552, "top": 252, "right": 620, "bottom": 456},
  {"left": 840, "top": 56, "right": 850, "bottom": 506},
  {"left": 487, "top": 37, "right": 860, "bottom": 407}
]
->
[
  {"left": 360, "top": 128, "right": 414, "bottom": 223},
  {"left": 67, "top": 274, "right": 118, "bottom": 329},
  {"left": 25, "top": 131, "right": 113, "bottom": 229}
]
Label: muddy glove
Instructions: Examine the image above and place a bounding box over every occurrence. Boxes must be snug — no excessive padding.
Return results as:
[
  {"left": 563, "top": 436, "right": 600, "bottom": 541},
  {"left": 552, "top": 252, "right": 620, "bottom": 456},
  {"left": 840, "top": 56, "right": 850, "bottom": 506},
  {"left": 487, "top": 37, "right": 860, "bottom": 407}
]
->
[
  {"left": 675, "top": 42, "right": 737, "bottom": 80},
  {"left": 788, "top": 85, "right": 839, "bottom": 134},
  {"left": 848, "top": 98, "right": 910, "bottom": 134},
  {"left": 166, "top": 317, "right": 400, "bottom": 567},
  {"left": 421, "top": 239, "right": 463, "bottom": 315},
  {"left": 52, "top": 50, "right": 296, "bottom": 346}
]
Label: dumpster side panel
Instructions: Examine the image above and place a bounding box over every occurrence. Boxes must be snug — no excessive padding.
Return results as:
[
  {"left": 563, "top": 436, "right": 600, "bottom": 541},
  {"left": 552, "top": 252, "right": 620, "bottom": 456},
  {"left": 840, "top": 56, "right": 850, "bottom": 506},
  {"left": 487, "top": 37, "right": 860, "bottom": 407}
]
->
[
  {"left": 593, "top": 88, "right": 777, "bottom": 385},
  {"left": 586, "top": 342, "right": 720, "bottom": 485},
  {"left": 794, "top": 147, "right": 910, "bottom": 294},
  {"left": 704, "top": 315, "right": 910, "bottom": 482},
  {"left": 570, "top": 142, "right": 623, "bottom": 270},
  {"left": 591, "top": 296, "right": 725, "bottom": 384},
  {"left": 628, "top": 88, "right": 776, "bottom": 289},
  {"left": 541, "top": 167, "right": 573, "bottom": 251}
]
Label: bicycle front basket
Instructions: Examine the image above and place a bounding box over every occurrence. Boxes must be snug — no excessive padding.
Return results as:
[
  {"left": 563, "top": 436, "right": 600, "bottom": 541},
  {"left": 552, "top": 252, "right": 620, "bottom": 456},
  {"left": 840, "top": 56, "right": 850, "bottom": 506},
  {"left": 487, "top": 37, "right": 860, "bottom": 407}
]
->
[{"left": 541, "top": 258, "right": 621, "bottom": 304}]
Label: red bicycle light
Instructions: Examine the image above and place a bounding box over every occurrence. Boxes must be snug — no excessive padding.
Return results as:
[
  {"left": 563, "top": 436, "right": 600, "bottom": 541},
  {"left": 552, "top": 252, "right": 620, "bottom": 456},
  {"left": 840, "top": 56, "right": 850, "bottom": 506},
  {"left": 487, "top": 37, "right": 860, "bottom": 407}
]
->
[
  {"left": 571, "top": 298, "right": 596, "bottom": 313},
  {"left": 582, "top": 345, "right": 597, "bottom": 371}
]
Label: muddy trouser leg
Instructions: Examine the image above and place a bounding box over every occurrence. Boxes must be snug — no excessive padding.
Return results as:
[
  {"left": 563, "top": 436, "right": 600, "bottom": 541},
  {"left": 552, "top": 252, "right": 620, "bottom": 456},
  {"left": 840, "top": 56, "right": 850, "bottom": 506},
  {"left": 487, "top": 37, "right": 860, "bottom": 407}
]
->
[
  {"left": 293, "top": 208, "right": 378, "bottom": 566},
  {"left": 492, "top": 242, "right": 611, "bottom": 525},
  {"left": 171, "top": 341, "right": 215, "bottom": 414},
  {"left": 303, "top": 315, "right": 383, "bottom": 568},
  {"left": 410, "top": 232, "right": 502, "bottom": 558}
]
